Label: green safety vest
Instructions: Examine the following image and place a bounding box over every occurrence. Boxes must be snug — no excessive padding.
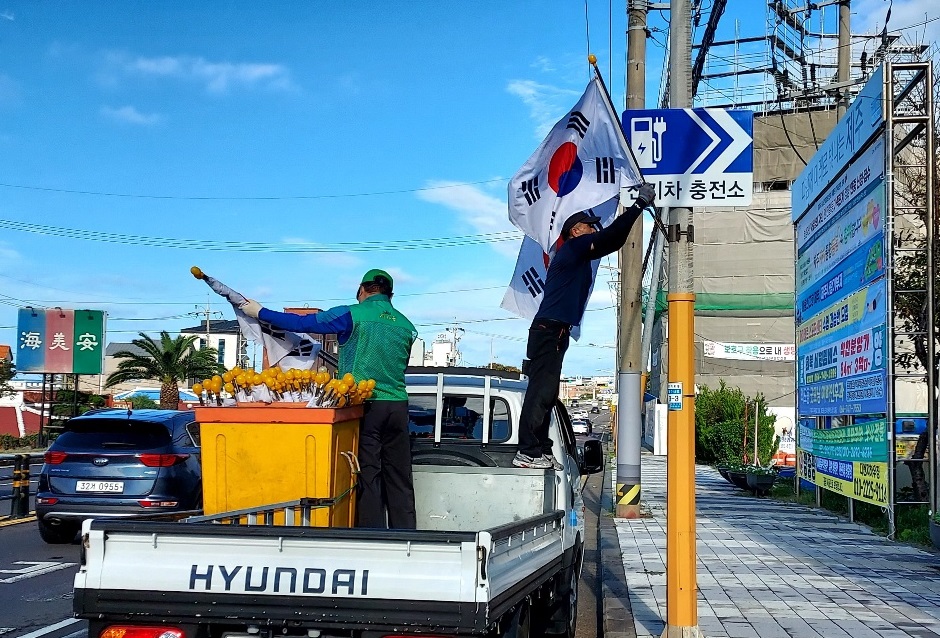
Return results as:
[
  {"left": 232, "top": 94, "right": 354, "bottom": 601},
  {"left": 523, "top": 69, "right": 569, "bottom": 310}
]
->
[{"left": 340, "top": 295, "right": 417, "bottom": 402}]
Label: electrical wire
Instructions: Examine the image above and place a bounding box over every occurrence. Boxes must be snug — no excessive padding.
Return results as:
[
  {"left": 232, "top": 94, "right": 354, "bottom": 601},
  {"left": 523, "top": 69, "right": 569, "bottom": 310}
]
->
[
  {"left": 0, "top": 218, "right": 519, "bottom": 253},
  {"left": 0, "top": 178, "right": 508, "bottom": 202},
  {"left": 584, "top": 0, "right": 592, "bottom": 81}
]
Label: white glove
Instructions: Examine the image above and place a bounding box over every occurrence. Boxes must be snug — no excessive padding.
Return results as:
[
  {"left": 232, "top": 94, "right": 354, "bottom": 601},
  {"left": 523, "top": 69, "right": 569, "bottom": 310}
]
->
[
  {"left": 635, "top": 183, "right": 656, "bottom": 209},
  {"left": 240, "top": 299, "right": 262, "bottom": 319}
]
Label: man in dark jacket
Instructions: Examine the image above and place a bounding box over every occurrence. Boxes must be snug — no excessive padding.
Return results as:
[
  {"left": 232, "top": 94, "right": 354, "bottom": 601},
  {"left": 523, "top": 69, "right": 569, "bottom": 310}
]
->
[
  {"left": 513, "top": 184, "right": 656, "bottom": 469},
  {"left": 241, "top": 269, "right": 419, "bottom": 528}
]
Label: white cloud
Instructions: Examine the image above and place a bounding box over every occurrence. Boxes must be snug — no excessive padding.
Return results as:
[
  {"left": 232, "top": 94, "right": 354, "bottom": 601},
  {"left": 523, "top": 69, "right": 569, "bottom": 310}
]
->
[
  {"left": 101, "top": 105, "right": 161, "bottom": 125},
  {"left": 507, "top": 79, "right": 580, "bottom": 138},
  {"left": 106, "top": 52, "right": 295, "bottom": 93},
  {"left": 416, "top": 181, "right": 519, "bottom": 256},
  {"left": 0, "top": 11, "right": 13, "bottom": 21},
  {"left": 531, "top": 56, "right": 555, "bottom": 73},
  {"left": 853, "top": 0, "right": 940, "bottom": 48}
]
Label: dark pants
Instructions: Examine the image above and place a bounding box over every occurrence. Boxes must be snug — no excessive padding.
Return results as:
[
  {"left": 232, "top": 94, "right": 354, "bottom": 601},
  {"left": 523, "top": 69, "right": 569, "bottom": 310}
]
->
[
  {"left": 518, "top": 319, "right": 570, "bottom": 457},
  {"left": 357, "top": 400, "right": 417, "bottom": 529}
]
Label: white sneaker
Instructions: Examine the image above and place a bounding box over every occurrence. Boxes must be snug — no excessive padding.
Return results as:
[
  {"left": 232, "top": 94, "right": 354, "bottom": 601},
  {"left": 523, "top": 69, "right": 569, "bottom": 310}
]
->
[
  {"left": 513, "top": 451, "right": 553, "bottom": 469},
  {"left": 542, "top": 454, "right": 563, "bottom": 470}
]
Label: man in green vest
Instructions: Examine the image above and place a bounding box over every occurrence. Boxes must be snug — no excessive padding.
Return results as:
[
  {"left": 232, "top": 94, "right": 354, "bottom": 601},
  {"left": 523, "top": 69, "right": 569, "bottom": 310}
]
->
[{"left": 241, "top": 269, "right": 418, "bottom": 529}]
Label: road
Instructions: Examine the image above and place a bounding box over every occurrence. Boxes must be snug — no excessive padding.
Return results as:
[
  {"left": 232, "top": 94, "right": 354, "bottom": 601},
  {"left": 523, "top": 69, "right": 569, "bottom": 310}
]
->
[{"left": 0, "top": 408, "right": 613, "bottom": 638}]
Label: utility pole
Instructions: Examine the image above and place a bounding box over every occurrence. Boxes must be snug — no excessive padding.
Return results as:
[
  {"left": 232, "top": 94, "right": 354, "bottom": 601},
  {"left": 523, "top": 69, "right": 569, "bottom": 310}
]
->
[
  {"left": 616, "top": 0, "right": 649, "bottom": 520},
  {"left": 837, "top": 1, "right": 851, "bottom": 118},
  {"left": 665, "top": 0, "right": 701, "bottom": 636}
]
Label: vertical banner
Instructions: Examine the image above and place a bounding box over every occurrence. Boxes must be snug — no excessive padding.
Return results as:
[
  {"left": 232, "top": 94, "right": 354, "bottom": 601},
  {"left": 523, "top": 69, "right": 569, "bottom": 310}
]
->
[
  {"left": 16, "top": 307, "right": 107, "bottom": 374},
  {"left": 73, "top": 310, "right": 105, "bottom": 374},
  {"left": 45, "top": 309, "right": 75, "bottom": 373},
  {"left": 17, "top": 308, "right": 47, "bottom": 373}
]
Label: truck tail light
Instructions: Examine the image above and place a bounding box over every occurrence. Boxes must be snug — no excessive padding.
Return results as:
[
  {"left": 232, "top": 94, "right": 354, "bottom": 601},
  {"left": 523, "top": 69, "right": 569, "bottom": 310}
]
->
[
  {"left": 45, "top": 451, "right": 68, "bottom": 464},
  {"left": 100, "top": 626, "right": 184, "bottom": 638},
  {"left": 138, "top": 454, "right": 190, "bottom": 467}
]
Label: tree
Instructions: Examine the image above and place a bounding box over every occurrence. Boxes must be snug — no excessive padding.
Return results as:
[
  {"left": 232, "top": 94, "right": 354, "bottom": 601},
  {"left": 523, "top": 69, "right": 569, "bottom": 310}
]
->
[
  {"left": 488, "top": 363, "right": 522, "bottom": 374},
  {"left": 105, "top": 332, "right": 221, "bottom": 409},
  {"left": 695, "top": 381, "right": 779, "bottom": 466},
  {"left": 0, "top": 359, "right": 14, "bottom": 398}
]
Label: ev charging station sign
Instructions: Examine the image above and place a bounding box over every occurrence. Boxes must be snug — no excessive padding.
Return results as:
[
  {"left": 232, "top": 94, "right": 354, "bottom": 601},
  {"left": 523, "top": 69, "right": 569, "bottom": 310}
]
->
[{"left": 621, "top": 108, "right": 754, "bottom": 207}]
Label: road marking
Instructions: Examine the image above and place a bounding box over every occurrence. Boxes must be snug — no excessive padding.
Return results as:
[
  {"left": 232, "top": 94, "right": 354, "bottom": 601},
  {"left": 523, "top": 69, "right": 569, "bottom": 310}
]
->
[
  {"left": 0, "top": 561, "right": 78, "bottom": 584},
  {"left": 0, "top": 629, "right": 15, "bottom": 635},
  {"left": 16, "top": 619, "right": 81, "bottom": 638},
  {"left": 0, "top": 516, "right": 37, "bottom": 528}
]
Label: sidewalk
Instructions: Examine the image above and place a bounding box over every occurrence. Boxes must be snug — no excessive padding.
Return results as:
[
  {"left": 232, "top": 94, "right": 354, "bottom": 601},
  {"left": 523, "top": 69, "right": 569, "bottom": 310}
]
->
[{"left": 604, "top": 454, "right": 940, "bottom": 638}]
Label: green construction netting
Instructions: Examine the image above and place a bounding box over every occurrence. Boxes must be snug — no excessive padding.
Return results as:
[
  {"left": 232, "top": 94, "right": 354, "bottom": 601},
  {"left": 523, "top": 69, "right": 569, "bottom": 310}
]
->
[{"left": 641, "top": 289, "right": 795, "bottom": 317}]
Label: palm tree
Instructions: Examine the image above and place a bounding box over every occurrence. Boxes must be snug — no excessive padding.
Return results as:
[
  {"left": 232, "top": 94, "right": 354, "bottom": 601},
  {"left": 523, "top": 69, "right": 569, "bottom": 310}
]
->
[{"left": 105, "top": 332, "right": 222, "bottom": 409}]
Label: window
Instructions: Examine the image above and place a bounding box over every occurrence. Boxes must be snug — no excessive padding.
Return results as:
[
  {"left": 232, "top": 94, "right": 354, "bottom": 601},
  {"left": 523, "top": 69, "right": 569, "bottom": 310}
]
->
[
  {"left": 217, "top": 339, "right": 226, "bottom": 364},
  {"left": 198, "top": 338, "right": 207, "bottom": 350},
  {"left": 408, "top": 394, "right": 511, "bottom": 443},
  {"left": 185, "top": 422, "right": 201, "bottom": 447},
  {"left": 56, "top": 420, "right": 172, "bottom": 450}
]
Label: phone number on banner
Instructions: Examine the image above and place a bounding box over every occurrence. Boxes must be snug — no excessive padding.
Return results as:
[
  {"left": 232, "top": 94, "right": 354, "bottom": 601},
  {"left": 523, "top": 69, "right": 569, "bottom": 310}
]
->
[{"left": 815, "top": 458, "right": 888, "bottom": 506}]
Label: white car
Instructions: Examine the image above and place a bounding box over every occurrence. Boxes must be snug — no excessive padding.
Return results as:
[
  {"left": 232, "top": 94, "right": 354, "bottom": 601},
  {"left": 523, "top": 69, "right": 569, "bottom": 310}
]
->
[{"left": 571, "top": 418, "right": 592, "bottom": 435}]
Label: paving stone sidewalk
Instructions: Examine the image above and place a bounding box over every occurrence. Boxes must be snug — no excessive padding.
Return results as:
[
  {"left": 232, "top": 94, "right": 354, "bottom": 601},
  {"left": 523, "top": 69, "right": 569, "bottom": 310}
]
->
[{"left": 609, "top": 454, "right": 940, "bottom": 638}]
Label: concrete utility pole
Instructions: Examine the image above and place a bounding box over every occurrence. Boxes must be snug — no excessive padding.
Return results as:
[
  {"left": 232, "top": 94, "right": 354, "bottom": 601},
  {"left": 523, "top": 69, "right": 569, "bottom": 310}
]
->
[
  {"left": 665, "top": 0, "right": 701, "bottom": 636},
  {"left": 616, "top": 0, "right": 650, "bottom": 520},
  {"left": 837, "top": 1, "right": 851, "bottom": 118}
]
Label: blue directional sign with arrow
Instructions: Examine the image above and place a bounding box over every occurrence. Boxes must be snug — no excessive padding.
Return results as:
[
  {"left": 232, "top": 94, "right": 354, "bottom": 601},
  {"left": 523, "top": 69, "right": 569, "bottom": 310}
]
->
[{"left": 621, "top": 108, "right": 754, "bottom": 207}]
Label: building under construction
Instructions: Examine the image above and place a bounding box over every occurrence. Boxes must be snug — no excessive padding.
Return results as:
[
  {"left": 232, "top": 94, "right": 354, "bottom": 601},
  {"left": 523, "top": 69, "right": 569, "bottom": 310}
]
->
[{"left": 642, "top": 0, "right": 930, "bottom": 425}]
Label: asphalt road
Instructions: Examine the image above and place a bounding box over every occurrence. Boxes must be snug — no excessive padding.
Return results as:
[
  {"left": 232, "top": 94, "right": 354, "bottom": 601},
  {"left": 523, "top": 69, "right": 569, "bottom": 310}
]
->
[
  {"left": 0, "top": 518, "right": 82, "bottom": 638},
  {"left": 0, "top": 408, "right": 614, "bottom": 638},
  {"left": 575, "top": 408, "right": 610, "bottom": 638}
]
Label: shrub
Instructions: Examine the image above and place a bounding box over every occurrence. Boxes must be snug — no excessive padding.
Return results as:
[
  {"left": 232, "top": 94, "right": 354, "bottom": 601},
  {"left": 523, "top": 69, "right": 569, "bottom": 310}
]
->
[{"left": 695, "top": 381, "right": 779, "bottom": 465}]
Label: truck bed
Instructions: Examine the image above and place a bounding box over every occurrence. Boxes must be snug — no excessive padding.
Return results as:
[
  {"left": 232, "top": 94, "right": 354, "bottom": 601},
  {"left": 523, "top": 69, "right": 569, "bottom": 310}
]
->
[{"left": 74, "top": 466, "right": 567, "bottom": 635}]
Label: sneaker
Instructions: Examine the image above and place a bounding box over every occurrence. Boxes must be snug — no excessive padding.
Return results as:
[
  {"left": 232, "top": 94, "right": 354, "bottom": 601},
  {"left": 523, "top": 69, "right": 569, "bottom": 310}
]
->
[
  {"left": 542, "top": 454, "right": 563, "bottom": 470},
  {"left": 512, "top": 451, "right": 553, "bottom": 469}
]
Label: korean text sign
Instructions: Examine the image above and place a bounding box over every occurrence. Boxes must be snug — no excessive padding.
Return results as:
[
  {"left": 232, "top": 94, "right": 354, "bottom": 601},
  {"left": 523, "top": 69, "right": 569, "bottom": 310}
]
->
[{"left": 17, "top": 308, "right": 106, "bottom": 374}]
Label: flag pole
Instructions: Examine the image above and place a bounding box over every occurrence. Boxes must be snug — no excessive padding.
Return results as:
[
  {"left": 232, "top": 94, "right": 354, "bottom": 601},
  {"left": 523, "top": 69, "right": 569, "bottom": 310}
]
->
[{"left": 590, "top": 54, "right": 647, "bottom": 519}]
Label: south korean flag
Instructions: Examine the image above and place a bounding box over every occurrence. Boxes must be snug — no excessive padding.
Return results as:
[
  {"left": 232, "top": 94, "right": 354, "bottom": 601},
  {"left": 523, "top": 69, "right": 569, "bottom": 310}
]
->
[
  {"left": 508, "top": 77, "right": 643, "bottom": 253},
  {"left": 197, "top": 273, "right": 321, "bottom": 371},
  {"left": 501, "top": 196, "right": 619, "bottom": 340}
]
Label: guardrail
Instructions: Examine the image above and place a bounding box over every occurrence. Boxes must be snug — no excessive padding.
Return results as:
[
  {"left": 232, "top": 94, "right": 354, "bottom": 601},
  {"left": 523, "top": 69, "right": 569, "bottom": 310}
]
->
[{"left": 0, "top": 453, "right": 44, "bottom": 519}]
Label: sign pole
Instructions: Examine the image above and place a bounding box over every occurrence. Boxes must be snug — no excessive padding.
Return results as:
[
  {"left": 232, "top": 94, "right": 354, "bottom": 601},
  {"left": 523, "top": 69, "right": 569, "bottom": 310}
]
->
[
  {"left": 664, "top": 0, "right": 701, "bottom": 636},
  {"left": 615, "top": 0, "right": 649, "bottom": 520}
]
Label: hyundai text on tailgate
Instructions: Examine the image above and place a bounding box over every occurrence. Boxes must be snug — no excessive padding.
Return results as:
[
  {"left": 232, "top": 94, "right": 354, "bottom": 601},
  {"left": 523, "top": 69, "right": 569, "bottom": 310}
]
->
[{"left": 73, "top": 369, "right": 604, "bottom": 638}]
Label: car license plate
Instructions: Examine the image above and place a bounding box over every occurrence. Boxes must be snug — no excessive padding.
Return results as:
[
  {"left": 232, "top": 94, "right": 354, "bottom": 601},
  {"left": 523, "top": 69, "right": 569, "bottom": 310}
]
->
[{"left": 76, "top": 480, "right": 124, "bottom": 493}]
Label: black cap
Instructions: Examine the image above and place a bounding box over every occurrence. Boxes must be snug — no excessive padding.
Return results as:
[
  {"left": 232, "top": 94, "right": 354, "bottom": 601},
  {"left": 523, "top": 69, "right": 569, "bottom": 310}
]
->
[{"left": 561, "top": 211, "right": 602, "bottom": 236}]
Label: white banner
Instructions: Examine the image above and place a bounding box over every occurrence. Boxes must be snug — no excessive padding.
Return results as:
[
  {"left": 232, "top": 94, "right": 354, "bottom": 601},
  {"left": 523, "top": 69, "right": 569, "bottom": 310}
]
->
[{"left": 703, "top": 341, "right": 795, "bottom": 361}]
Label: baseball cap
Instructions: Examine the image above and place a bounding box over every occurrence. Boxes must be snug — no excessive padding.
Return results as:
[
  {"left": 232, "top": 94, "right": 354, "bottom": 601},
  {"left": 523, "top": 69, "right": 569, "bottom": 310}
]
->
[
  {"left": 561, "top": 211, "right": 602, "bottom": 236},
  {"left": 361, "top": 268, "right": 394, "bottom": 290}
]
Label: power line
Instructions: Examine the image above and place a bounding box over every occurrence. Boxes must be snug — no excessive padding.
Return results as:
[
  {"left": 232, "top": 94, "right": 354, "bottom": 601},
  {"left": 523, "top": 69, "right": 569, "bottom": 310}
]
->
[
  {"left": 0, "top": 177, "right": 508, "bottom": 201},
  {"left": 0, "top": 218, "right": 519, "bottom": 252}
]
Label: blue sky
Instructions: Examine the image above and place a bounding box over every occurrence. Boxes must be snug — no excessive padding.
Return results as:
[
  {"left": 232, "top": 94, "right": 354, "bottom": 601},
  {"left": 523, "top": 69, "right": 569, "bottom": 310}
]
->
[{"left": 0, "top": 0, "right": 933, "bottom": 379}]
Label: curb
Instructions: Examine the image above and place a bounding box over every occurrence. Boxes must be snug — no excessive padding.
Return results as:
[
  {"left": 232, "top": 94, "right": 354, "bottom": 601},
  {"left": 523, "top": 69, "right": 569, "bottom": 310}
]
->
[{"left": 600, "top": 463, "right": 637, "bottom": 638}]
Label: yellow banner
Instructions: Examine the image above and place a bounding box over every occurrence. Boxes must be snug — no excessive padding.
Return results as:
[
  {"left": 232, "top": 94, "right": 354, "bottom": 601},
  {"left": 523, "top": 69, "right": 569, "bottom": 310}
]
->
[
  {"left": 816, "top": 460, "right": 889, "bottom": 506},
  {"left": 796, "top": 287, "right": 868, "bottom": 347}
]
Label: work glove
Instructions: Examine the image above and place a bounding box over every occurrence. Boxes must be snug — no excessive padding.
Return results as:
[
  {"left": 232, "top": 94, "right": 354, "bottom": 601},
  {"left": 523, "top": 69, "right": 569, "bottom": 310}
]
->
[
  {"left": 635, "top": 183, "right": 656, "bottom": 209},
  {"left": 240, "top": 299, "right": 262, "bottom": 319}
]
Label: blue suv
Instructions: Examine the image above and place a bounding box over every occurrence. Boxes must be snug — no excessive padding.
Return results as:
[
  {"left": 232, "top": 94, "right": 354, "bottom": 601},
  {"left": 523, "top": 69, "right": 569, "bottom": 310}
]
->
[{"left": 36, "top": 409, "right": 202, "bottom": 544}]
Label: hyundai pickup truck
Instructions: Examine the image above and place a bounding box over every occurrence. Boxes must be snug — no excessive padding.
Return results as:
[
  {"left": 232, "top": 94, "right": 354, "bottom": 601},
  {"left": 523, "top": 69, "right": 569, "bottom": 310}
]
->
[{"left": 73, "top": 367, "right": 604, "bottom": 638}]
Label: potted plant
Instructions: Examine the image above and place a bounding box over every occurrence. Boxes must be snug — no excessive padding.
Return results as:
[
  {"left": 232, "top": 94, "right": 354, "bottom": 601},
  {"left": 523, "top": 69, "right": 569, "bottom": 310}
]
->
[
  {"left": 726, "top": 464, "right": 751, "bottom": 491},
  {"left": 746, "top": 465, "right": 776, "bottom": 496},
  {"left": 930, "top": 513, "right": 940, "bottom": 550}
]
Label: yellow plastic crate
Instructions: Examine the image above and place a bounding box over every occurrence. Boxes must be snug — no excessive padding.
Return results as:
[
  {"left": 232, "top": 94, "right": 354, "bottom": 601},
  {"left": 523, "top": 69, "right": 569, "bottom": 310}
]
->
[{"left": 194, "top": 404, "right": 362, "bottom": 527}]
